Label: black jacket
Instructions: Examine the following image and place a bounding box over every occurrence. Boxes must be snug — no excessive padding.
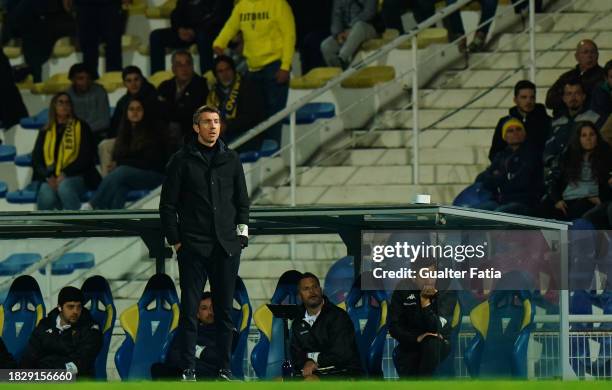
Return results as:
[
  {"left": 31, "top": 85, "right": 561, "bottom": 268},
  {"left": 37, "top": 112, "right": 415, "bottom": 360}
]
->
[
  {"left": 591, "top": 81, "right": 612, "bottom": 120},
  {"left": 170, "top": 0, "right": 232, "bottom": 34},
  {"left": 0, "top": 338, "right": 16, "bottom": 369},
  {"left": 546, "top": 65, "right": 606, "bottom": 116},
  {"left": 479, "top": 143, "right": 543, "bottom": 207},
  {"left": 31, "top": 119, "right": 101, "bottom": 189},
  {"left": 157, "top": 75, "right": 209, "bottom": 139},
  {"left": 159, "top": 140, "right": 249, "bottom": 257},
  {"left": 488, "top": 104, "right": 551, "bottom": 161},
  {"left": 290, "top": 297, "right": 363, "bottom": 375},
  {"left": 0, "top": 50, "right": 28, "bottom": 129},
  {"left": 109, "top": 80, "right": 159, "bottom": 137},
  {"left": 20, "top": 308, "right": 102, "bottom": 377},
  {"left": 113, "top": 121, "right": 166, "bottom": 173},
  {"left": 389, "top": 284, "right": 457, "bottom": 351}
]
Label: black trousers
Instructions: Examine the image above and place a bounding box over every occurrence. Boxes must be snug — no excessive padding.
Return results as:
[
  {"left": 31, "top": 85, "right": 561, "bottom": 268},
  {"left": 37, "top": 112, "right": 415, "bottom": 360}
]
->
[
  {"left": 75, "top": 3, "right": 123, "bottom": 77},
  {"left": 177, "top": 245, "right": 240, "bottom": 372},
  {"left": 396, "top": 337, "right": 451, "bottom": 378}
]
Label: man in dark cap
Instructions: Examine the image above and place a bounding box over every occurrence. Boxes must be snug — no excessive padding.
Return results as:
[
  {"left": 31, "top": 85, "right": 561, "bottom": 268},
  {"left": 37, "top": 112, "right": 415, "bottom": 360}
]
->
[{"left": 20, "top": 286, "right": 102, "bottom": 378}]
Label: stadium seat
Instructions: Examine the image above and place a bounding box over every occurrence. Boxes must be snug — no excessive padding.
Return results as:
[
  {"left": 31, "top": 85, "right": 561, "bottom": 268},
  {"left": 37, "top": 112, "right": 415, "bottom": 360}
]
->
[
  {"left": 149, "top": 71, "right": 173, "bottom": 88},
  {"left": 0, "top": 144, "right": 16, "bottom": 162},
  {"left": 5, "top": 182, "right": 40, "bottom": 204},
  {"left": 251, "top": 270, "right": 302, "bottom": 379},
  {"left": 0, "top": 275, "right": 46, "bottom": 361},
  {"left": 282, "top": 102, "right": 336, "bottom": 125},
  {"left": 324, "top": 256, "right": 355, "bottom": 305},
  {"left": 231, "top": 276, "right": 252, "bottom": 379},
  {"left": 340, "top": 66, "right": 395, "bottom": 89},
  {"left": 114, "top": 273, "right": 180, "bottom": 380},
  {"left": 145, "top": 0, "right": 177, "bottom": 18},
  {"left": 100, "top": 35, "right": 142, "bottom": 56},
  {"left": 463, "top": 290, "right": 535, "bottom": 378},
  {"left": 124, "top": 0, "right": 146, "bottom": 15},
  {"left": 398, "top": 28, "right": 449, "bottom": 49},
  {"left": 343, "top": 278, "right": 388, "bottom": 377},
  {"left": 290, "top": 67, "right": 342, "bottom": 89},
  {"left": 51, "top": 37, "right": 75, "bottom": 58},
  {"left": 0, "top": 253, "right": 41, "bottom": 276},
  {"left": 19, "top": 109, "right": 49, "bottom": 129},
  {"left": 452, "top": 182, "right": 494, "bottom": 208},
  {"left": 239, "top": 151, "right": 260, "bottom": 163},
  {"left": 361, "top": 29, "right": 400, "bottom": 51},
  {"left": 31, "top": 73, "right": 70, "bottom": 95},
  {"left": 3, "top": 45, "right": 21, "bottom": 59},
  {"left": 39, "top": 252, "right": 95, "bottom": 275},
  {"left": 82, "top": 275, "right": 116, "bottom": 380},
  {"left": 17, "top": 75, "right": 34, "bottom": 91},
  {"left": 97, "top": 72, "right": 124, "bottom": 93},
  {"left": 259, "top": 139, "right": 280, "bottom": 157},
  {"left": 0, "top": 181, "right": 7, "bottom": 198},
  {"left": 14, "top": 153, "right": 32, "bottom": 167}
]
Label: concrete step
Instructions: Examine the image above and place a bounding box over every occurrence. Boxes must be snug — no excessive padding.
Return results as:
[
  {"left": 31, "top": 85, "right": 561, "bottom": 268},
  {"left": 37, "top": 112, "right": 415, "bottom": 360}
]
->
[
  {"left": 352, "top": 129, "right": 494, "bottom": 148},
  {"left": 413, "top": 88, "right": 549, "bottom": 110},
  {"left": 470, "top": 50, "right": 612, "bottom": 70},
  {"left": 295, "top": 164, "right": 485, "bottom": 186},
  {"left": 565, "top": 0, "right": 612, "bottom": 12},
  {"left": 429, "top": 68, "right": 560, "bottom": 89},
  {"left": 376, "top": 108, "right": 507, "bottom": 130},
  {"left": 318, "top": 147, "right": 489, "bottom": 166},
  {"left": 544, "top": 12, "right": 612, "bottom": 33},
  {"left": 241, "top": 242, "right": 346, "bottom": 261},
  {"left": 496, "top": 31, "right": 612, "bottom": 52}
]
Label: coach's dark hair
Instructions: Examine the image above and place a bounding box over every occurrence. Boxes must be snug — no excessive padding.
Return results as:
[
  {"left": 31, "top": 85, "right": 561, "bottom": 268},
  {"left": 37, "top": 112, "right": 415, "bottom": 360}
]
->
[
  {"left": 192, "top": 105, "right": 221, "bottom": 125},
  {"left": 514, "top": 80, "right": 536, "bottom": 97}
]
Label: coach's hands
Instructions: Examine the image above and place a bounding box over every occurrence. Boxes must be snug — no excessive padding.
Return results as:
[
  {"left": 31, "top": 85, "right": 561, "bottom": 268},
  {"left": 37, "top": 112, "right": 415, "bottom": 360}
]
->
[
  {"left": 303, "top": 360, "right": 318, "bottom": 377},
  {"left": 417, "top": 333, "right": 441, "bottom": 343},
  {"left": 174, "top": 243, "right": 182, "bottom": 253}
]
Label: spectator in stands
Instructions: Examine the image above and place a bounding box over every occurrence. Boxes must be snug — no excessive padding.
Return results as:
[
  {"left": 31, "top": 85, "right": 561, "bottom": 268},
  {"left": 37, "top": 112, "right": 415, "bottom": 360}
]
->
[
  {"left": 489, "top": 80, "right": 551, "bottom": 161},
  {"left": 82, "top": 98, "right": 165, "bottom": 210},
  {"left": 157, "top": 51, "right": 208, "bottom": 156},
  {"left": 98, "top": 66, "right": 159, "bottom": 176},
  {"left": 151, "top": 292, "right": 238, "bottom": 379},
  {"left": 288, "top": 0, "right": 332, "bottom": 74},
  {"left": 290, "top": 272, "right": 362, "bottom": 379},
  {"left": 320, "top": 0, "right": 379, "bottom": 70},
  {"left": 546, "top": 40, "right": 605, "bottom": 116},
  {"left": 546, "top": 121, "right": 612, "bottom": 223},
  {"left": 207, "top": 55, "right": 264, "bottom": 152},
  {"left": 389, "top": 260, "right": 457, "bottom": 378},
  {"left": 149, "top": 0, "right": 232, "bottom": 75},
  {"left": 591, "top": 60, "right": 612, "bottom": 140},
  {"left": 8, "top": 0, "right": 75, "bottom": 82},
  {"left": 20, "top": 286, "right": 102, "bottom": 378},
  {"left": 475, "top": 117, "right": 543, "bottom": 215},
  {"left": 159, "top": 105, "right": 249, "bottom": 381},
  {"left": 543, "top": 79, "right": 601, "bottom": 184},
  {"left": 0, "top": 50, "right": 28, "bottom": 129},
  {"left": 32, "top": 92, "right": 100, "bottom": 211},
  {"left": 66, "top": 63, "right": 111, "bottom": 143},
  {"left": 0, "top": 338, "right": 16, "bottom": 369},
  {"left": 213, "top": 0, "right": 295, "bottom": 147},
  {"left": 64, "top": 0, "right": 125, "bottom": 77}
]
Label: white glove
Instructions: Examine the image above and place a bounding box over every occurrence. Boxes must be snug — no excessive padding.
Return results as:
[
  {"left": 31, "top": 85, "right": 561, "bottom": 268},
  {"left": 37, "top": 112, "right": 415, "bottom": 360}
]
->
[
  {"left": 65, "top": 362, "right": 78, "bottom": 375},
  {"left": 195, "top": 345, "right": 206, "bottom": 359},
  {"left": 306, "top": 352, "right": 320, "bottom": 363}
]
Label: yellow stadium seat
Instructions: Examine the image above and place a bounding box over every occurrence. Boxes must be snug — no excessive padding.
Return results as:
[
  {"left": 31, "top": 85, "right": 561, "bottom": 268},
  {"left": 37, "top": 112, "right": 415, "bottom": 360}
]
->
[
  {"left": 398, "top": 27, "right": 449, "bottom": 49},
  {"left": 97, "top": 71, "right": 124, "bottom": 93},
  {"left": 3, "top": 45, "right": 21, "bottom": 59},
  {"left": 361, "top": 29, "right": 400, "bottom": 51},
  {"left": 51, "top": 37, "right": 75, "bottom": 58},
  {"left": 149, "top": 70, "right": 173, "bottom": 88},
  {"left": 17, "top": 75, "right": 34, "bottom": 91},
  {"left": 137, "top": 44, "right": 149, "bottom": 56},
  {"left": 203, "top": 70, "right": 216, "bottom": 89},
  {"left": 100, "top": 35, "right": 141, "bottom": 55},
  {"left": 124, "top": 0, "right": 146, "bottom": 15},
  {"left": 340, "top": 66, "right": 395, "bottom": 88},
  {"left": 30, "top": 73, "right": 70, "bottom": 95},
  {"left": 290, "top": 67, "right": 342, "bottom": 89},
  {"left": 145, "top": 0, "right": 177, "bottom": 18}
]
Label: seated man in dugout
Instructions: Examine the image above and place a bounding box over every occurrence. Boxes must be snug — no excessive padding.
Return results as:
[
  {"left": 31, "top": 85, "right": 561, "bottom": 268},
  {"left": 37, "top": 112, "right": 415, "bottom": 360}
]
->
[
  {"left": 290, "top": 272, "right": 363, "bottom": 380},
  {"left": 389, "top": 259, "right": 457, "bottom": 378}
]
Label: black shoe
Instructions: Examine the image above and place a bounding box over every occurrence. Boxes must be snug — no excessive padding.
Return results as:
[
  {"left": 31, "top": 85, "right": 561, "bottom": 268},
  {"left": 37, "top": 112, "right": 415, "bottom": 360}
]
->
[
  {"left": 182, "top": 368, "right": 196, "bottom": 382},
  {"left": 218, "top": 369, "right": 238, "bottom": 381}
]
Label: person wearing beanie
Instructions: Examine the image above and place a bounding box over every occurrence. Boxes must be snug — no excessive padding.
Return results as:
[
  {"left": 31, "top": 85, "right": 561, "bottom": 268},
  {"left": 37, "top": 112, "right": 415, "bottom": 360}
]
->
[
  {"left": 20, "top": 286, "right": 102, "bottom": 378},
  {"left": 488, "top": 80, "right": 551, "bottom": 162},
  {"left": 472, "top": 119, "right": 543, "bottom": 216}
]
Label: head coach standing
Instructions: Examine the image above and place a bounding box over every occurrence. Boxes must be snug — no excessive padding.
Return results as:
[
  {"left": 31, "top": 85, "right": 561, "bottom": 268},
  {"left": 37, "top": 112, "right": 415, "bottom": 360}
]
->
[{"left": 159, "top": 105, "right": 250, "bottom": 381}]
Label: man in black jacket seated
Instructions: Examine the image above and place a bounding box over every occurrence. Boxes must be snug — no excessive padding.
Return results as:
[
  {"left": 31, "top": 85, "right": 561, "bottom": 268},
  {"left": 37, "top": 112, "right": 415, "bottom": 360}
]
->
[
  {"left": 290, "top": 272, "right": 362, "bottom": 380},
  {"left": 20, "top": 286, "right": 102, "bottom": 378},
  {"left": 151, "top": 292, "right": 237, "bottom": 379},
  {"left": 389, "top": 260, "right": 457, "bottom": 378}
]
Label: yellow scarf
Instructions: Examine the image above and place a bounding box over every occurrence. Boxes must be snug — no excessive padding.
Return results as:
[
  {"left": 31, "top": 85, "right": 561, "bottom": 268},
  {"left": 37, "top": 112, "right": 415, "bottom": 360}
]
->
[
  {"left": 207, "top": 74, "right": 242, "bottom": 120},
  {"left": 43, "top": 119, "right": 82, "bottom": 176}
]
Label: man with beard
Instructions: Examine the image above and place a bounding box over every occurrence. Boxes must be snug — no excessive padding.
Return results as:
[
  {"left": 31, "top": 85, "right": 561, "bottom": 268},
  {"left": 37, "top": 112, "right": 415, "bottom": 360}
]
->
[
  {"left": 389, "top": 260, "right": 457, "bottom": 378},
  {"left": 20, "top": 286, "right": 102, "bottom": 378},
  {"left": 289, "top": 272, "right": 362, "bottom": 380}
]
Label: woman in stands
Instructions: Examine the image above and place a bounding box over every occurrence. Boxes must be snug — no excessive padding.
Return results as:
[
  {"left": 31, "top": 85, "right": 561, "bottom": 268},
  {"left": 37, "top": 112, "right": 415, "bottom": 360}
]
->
[
  {"left": 32, "top": 92, "right": 99, "bottom": 210},
  {"left": 83, "top": 97, "right": 165, "bottom": 210},
  {"left": 547, "top": 121, "right": 612, "bottom": 225}
]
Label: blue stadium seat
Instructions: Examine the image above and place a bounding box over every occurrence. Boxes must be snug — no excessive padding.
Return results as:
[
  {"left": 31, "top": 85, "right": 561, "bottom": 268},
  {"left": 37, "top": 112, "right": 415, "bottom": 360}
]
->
[
  {"left": 0, "top": 275, "right": 46, "bottom": 361},
  {"left": 342, "top": 279, "right": 388, "bottom": 377},
  {"left": 324, "top": 256, "right": 354, "bottom": 305},
  {"left": 114, "top": 273, "right": 180, "bottom": 380},
  {"left": 463, "top": 290, "right": 535, "bottom": 378},
  {"left": 6, "top": 182, "right": 40, "bottom": 204},
  {"left": 259, "top": 139, "right": 279, "bottom": 157},
  {"left": 14, "top": 153, "right": 32, "bottom": 167},
  {"left": 0, "top": 181, "right": 7, "bottom": 198},
  {"left": 0, "top": 253, "right": 42, "bottom": 275},
  {"left": 282, "top": 102, "right": 336, "bottom": 125},
  {"left": 82, "top": 275, "right": 116, "bottom": 380},
  {"left": 231, "top": 276, "right": 252, "bottom": 379},
  {"left": 240, "top": 151, "right": 260, "bottom": 163},
  {"left": 0, "top": 144, "right": 16, "bottom": 162},
  {"left": 19, "top": 109, "right": 49, "bottom": 129},
  {"left": 39, "top": 252, "right": 95, "bottom": 275},
  {"left": 453, "top": 182, "right": 494, "bottom": 208},
  {"left": 251, "top": 270, "right": 302, "bottom": 379}
]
